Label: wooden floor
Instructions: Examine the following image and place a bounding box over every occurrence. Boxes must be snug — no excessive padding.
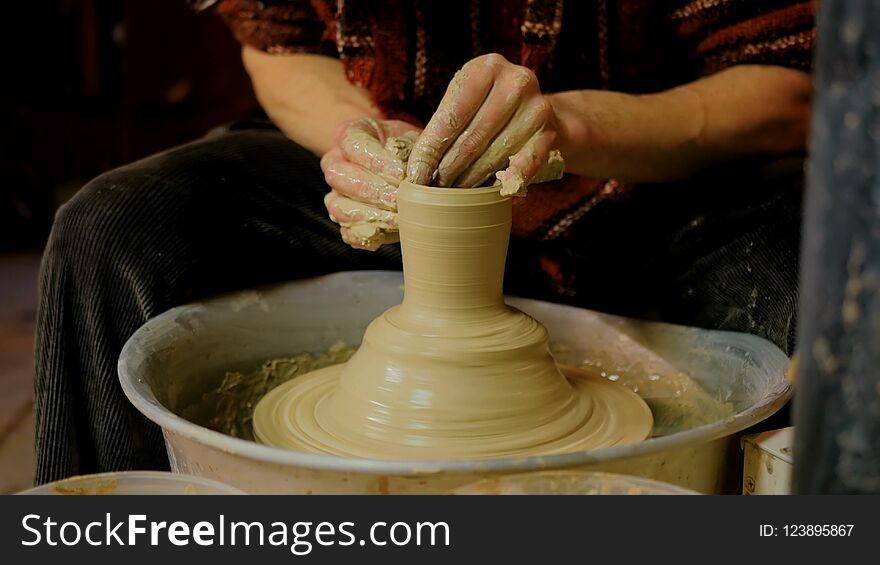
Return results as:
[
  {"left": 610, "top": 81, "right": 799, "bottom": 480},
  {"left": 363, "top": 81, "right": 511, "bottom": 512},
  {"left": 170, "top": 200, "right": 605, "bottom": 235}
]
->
[{"left": 0, "top": 252, "right": 40, "bottom": 493}]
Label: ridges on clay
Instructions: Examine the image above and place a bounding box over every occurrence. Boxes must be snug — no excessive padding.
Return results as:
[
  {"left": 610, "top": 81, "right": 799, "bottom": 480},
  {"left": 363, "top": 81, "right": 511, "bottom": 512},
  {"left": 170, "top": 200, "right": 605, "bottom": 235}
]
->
[{"left": 252, "top": 182, "right": 652, "bottom": 459}]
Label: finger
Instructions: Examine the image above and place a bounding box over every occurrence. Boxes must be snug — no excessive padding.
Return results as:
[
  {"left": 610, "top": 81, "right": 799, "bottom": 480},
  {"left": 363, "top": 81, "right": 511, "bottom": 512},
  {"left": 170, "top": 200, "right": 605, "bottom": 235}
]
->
[
  {"left": 340, "top": 118, "right": 407, "bottom": 181},
  {"left": 400, "top": 130, "right": 420, "bottom": 143},
  {"left": 321, "top": 148, "right": 398, "bottom": 209},
  {"left": 340, "top": 224, "right": 399, "bottom": 252},
  {"left": 383, "top": 135, "right": 415, "bottom": 164},
  {"left": 340, "top": 225, "right": 379, "bottom": 251},
  {"left": 495, "top": 129, "right": 558, "bottom": 197},
  {"left": 381, "top": 121, "right": 422, "bottom": 163},
  {"left": 324, "top": 190, "right": 398, "bottom": 229},
  {"left": 453, "top": 96, "right": 552, "bottom": 188},
  {"left": 434, "top": 67, "right": 536, "bottom": 187},
  {"left": 320, "top": 145, "right": 346, "bottom": 169},
  {"left": 407, "top": 55, "right": 507, "bottom": 184},
  {"left": 380, "top": 120, "right": 423, "bottom": 139}
]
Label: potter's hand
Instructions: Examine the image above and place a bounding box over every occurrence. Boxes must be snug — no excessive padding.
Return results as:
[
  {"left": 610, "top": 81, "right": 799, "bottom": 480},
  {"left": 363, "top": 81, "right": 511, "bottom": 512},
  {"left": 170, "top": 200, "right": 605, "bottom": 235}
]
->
[
  {"left": 322, "top": 118, "right": 421, "bottom": 251},
  {"left": 407, "top": 53, "right": 564, "bottom": 195}
]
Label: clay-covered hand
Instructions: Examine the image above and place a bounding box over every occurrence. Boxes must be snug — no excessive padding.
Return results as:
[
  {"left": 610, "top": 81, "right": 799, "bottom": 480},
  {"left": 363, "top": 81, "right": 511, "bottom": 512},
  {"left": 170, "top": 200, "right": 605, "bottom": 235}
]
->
[
  {"left": 407, "top": 53, "right": 564, "bottom": 195},
  {"left": 322, "top": 118, "right": 421, "bottom": 251}
]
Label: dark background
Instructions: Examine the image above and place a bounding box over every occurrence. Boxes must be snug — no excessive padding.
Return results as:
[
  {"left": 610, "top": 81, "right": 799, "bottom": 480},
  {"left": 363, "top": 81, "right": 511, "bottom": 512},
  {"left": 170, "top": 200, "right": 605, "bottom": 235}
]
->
[{"left": 0, "top": 0, "right": 258, "bottom": 251}]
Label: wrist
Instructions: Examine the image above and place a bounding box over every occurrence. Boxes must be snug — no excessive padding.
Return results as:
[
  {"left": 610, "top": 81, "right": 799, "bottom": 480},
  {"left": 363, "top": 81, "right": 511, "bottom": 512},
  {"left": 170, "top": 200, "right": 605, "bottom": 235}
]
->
[
  {"left": 547, "top": 88, "right": 710, "bottom": 182},
  {"left": 546, "top": 91, "right": 628, "bottom": 179},
  {"left": 546, "top": 92, "right": 588, "bottom": 176}
]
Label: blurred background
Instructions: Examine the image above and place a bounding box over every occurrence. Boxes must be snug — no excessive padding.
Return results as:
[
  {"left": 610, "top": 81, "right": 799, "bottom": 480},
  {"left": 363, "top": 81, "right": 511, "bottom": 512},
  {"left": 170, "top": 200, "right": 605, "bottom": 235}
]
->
[
  {"left": 0, "top": 0, "right": 257, "bottom": 492},
  {"left": 1, "top": 0, "right": 257, "bottom": 250}
]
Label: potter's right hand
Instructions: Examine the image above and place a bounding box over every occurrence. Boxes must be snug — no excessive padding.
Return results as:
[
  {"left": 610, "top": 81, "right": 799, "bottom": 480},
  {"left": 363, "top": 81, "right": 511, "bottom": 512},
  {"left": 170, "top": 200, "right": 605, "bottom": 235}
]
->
[{"left": 322, "top": 118, "right": 421, "bottom": 251}]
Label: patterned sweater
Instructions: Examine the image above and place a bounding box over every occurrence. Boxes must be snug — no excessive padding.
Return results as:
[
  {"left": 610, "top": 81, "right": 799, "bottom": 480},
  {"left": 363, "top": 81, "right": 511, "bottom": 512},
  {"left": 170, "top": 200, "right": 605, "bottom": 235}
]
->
[
  {"left": 214, "top": 0, "right": 815, "bottom": 123},
  {"left": 207, "top": 0, "right": 815, "bottom": 296}
]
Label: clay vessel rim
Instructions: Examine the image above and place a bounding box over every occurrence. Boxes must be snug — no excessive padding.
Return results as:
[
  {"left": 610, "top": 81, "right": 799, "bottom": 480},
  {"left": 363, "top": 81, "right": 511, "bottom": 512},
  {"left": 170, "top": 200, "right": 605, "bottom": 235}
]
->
[{"left": 400, "top": 182, "right": 506, "bottom": 197}]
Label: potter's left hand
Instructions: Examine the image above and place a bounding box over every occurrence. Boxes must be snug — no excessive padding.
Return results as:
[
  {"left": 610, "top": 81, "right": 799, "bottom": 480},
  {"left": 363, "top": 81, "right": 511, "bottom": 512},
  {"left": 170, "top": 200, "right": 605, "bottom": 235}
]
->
[
  {"left": 407, "top": 53, "right": 563, "bottom": 194},
  {"left": 321, "top": 118, "right": 422, "bottom": 251}
]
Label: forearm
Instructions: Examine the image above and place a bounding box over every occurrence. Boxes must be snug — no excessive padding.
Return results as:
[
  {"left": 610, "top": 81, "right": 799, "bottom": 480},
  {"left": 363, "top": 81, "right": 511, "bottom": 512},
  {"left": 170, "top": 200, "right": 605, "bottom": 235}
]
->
[
  {"left": 549, "top": 65, "right": 812, "bottom": 183},
  {"left": 242, "top": 46, "right": 379, "bottom": 155}
]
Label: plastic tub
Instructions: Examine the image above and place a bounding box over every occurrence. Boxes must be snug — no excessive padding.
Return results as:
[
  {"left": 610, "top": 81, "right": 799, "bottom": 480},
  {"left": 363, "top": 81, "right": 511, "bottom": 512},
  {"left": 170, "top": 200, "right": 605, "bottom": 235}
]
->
[
  {"left": 17, "top": 471, "right": 245, "bottom": 495},
  {"left": 453, "top": 471, "right": 699, "bottom": 495},
  {"left": 119, "top": 271, "right": 792, "bottom": 494}
]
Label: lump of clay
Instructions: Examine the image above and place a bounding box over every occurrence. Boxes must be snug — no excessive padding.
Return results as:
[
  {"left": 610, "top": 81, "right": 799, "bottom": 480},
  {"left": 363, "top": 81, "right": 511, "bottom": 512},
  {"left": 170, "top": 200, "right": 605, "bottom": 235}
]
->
[
  {"left": 496, "top": 149, "right": 565, "bottom": 197},
  {"left": 253, "top": 181, "right": 651, "bottom": 459}
]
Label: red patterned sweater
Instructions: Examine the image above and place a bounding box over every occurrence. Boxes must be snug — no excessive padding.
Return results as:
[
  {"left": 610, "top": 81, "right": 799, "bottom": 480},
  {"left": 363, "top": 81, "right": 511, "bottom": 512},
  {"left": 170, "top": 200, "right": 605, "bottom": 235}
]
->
[
  {"left": 207, "top": 0, "right": 815, "bottom": 295},
  {"left": 215, "top": 0, "right": 815, "bottom": 122}
]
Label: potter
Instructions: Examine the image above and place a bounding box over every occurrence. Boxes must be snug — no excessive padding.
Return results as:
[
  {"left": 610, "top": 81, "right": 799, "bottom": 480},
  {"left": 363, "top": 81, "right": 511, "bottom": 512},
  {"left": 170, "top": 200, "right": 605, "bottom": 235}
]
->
[{"left": 253, "top": 182, "right": 652, "bottom": 458}]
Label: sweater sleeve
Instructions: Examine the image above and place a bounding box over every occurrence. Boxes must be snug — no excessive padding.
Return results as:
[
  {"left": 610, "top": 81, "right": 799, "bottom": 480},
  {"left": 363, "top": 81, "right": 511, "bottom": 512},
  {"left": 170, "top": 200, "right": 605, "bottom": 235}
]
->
[
  {"left": 667, "top": 0, "right": 816, "bottom": 76},
  {"left": 213, "top": 0, "right": 335, "bottom": 55}
]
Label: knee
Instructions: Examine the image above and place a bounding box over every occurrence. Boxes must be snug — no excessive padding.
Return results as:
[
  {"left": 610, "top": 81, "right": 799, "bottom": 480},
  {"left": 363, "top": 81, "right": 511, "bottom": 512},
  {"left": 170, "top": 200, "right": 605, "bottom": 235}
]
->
[
  {"left": 44, "top": 166, "right": 172, "bottom": 283},
  {"left": 50, "top": 170, "right": 128, "bottom": 254}
]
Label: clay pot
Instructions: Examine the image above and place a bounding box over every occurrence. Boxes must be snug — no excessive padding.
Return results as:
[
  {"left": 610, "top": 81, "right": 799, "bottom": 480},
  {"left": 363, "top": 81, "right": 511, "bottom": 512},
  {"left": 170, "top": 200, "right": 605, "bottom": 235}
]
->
[{"left": 253, "top": 182, "right": 651, "bottom": 458}]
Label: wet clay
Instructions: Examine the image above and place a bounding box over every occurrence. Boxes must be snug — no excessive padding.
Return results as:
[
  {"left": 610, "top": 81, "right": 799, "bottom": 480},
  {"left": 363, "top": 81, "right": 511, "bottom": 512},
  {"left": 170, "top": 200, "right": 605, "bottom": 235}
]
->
[
  {"left": 181, "top": 342, "right": 355, "bottom": 441},
  {"left": 497, "top": 149, "right": 565, "bottom": 197},
  {"left": 333, "top": 135, "right": 412, "bottom": 251},
  {"left": 253, "top": 182, "right": 652, "bottom": 458}
]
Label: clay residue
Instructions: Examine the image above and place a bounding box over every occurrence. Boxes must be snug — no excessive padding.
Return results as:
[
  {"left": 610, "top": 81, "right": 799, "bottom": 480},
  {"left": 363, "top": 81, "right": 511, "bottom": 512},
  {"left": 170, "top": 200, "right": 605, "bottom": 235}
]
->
[
  {"left": 52, "top": 479, "right": 118, "bottom": 495},
  {"left": 341, "top": 222, "right": 399, "bottom": 252},
  {"left": 496, "top": 149, "right": 565, "bottom": 197},
  {"left": 550, "top": 343, "right": 735, "bottom": 437},
  {"left": 385, "top": 135, "right": 414, "bottom": 163},
  {"left": 180, "top": 342, "right": 355, "bottom": 441}
]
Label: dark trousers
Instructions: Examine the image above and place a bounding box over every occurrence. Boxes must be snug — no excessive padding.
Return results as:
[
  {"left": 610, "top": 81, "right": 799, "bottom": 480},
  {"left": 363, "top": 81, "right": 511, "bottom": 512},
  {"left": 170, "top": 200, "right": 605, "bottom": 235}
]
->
[
  {"left": 34, "top": 126, "right": 404, "bottom": 484},
  {"left": 34, "top": 124, "right": 802, "bottom": 484}
]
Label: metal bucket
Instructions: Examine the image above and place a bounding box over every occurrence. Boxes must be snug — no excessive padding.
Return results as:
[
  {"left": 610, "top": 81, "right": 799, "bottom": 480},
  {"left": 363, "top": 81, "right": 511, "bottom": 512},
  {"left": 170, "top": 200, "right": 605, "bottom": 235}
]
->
[{"left": 119, "top": 271, "right": 791, "bottom": 494}]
